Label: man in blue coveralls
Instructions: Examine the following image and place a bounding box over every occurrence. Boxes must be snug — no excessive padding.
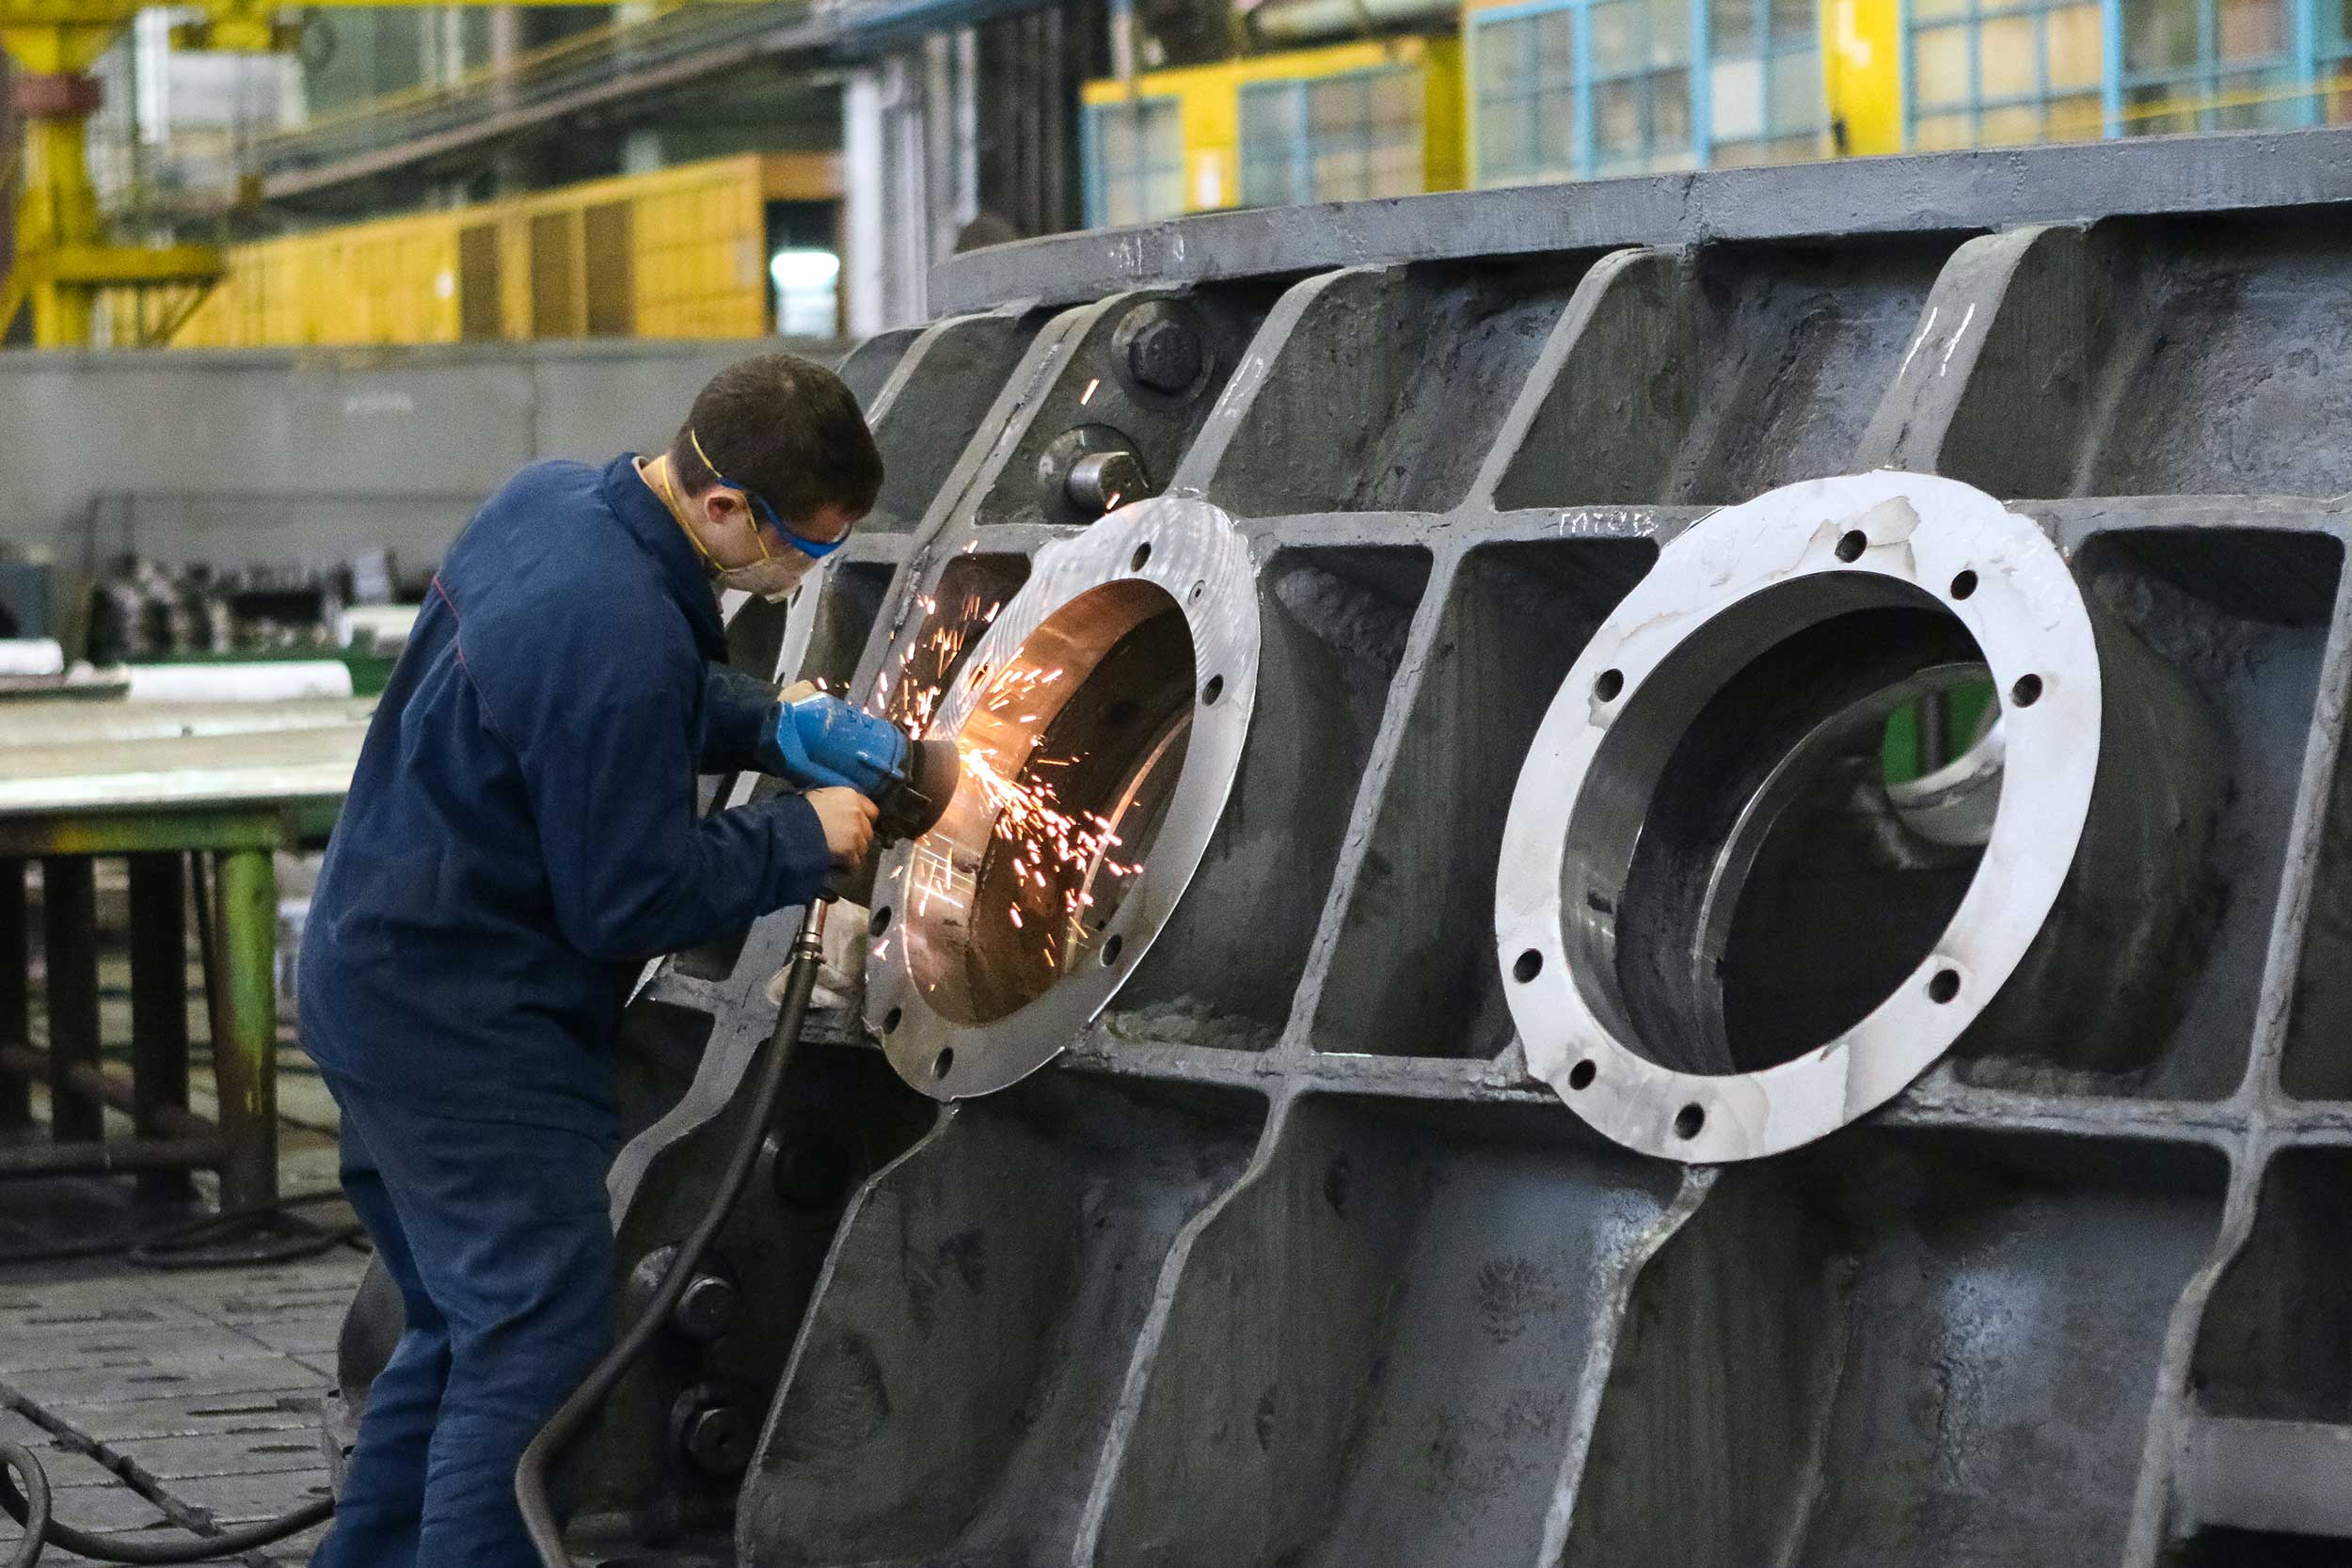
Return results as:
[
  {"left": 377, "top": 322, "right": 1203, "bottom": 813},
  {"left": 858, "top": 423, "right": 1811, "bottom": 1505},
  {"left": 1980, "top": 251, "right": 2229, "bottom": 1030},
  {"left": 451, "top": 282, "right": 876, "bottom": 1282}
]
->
[{"left": 297, "top": 352, "right": 883, "bottom": 1567}]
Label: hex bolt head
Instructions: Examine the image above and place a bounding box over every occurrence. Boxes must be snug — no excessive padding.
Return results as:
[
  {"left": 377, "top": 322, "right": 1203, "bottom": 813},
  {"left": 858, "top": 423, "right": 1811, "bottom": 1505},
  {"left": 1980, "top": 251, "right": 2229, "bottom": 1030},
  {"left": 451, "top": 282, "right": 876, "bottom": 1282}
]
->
[
  {"left": 1126, "top": 317, "right": 1203, "bottom": 393},
  {"left": 680, "top": 1402, "right": 753, "bottom": 1479},
  {"left": 670, "top": 1273, "right": 740, "bottom": 1342}
]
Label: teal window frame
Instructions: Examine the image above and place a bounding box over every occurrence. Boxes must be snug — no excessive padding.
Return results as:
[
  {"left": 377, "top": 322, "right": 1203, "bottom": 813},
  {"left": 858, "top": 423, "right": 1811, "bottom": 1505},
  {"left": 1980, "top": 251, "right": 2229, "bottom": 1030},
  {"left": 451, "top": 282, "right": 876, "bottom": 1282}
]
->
[
  {"left": 1901, "top": 0, "right": 2332, "bottom": 146},
  {"left": 1081, "top": 95, "right": 1185, "bottom": 230},
  {"left": 1235, "top": 65, "right": 1428, "bottom": 208},
  {"left": 1704, "top": 0, "right": 1830, "bottom": 162},
  {"left": 1469, "top": 0, "right": 1709, "bottom": 185}
]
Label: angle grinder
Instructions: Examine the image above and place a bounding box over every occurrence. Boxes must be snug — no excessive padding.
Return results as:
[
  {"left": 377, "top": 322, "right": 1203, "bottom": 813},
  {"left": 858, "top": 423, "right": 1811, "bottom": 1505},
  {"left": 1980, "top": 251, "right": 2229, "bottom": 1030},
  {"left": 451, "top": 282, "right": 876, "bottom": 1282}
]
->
[{"left": 764, "top": 690, "right": 961, "bottom": 897}]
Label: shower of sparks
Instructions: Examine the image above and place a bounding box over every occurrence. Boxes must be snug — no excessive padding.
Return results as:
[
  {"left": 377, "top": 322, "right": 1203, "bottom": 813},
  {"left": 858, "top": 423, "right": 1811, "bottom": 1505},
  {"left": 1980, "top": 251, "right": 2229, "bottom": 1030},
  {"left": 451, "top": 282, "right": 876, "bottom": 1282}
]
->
[
  {"left": 878, "top": 589, "right": 1151, "bottom": 981},
  {"left": 882, "top": 587, "right": 1005, "bottom": 742}
]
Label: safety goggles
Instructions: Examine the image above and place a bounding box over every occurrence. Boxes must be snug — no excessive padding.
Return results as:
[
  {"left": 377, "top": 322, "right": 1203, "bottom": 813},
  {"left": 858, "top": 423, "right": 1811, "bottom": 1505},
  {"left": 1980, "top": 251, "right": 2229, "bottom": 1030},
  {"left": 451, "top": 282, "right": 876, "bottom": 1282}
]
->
[{"left": 687, "top": 428, "right": 846, "bottom": 560}]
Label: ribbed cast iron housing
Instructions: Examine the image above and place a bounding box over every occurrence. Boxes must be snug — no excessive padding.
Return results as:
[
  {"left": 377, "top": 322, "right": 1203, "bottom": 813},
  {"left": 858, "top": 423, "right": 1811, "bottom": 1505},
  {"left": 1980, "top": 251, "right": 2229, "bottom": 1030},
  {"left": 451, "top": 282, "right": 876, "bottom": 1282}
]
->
[{"left": 431, "top": 131, "right": 2352, "bottom": 1568}]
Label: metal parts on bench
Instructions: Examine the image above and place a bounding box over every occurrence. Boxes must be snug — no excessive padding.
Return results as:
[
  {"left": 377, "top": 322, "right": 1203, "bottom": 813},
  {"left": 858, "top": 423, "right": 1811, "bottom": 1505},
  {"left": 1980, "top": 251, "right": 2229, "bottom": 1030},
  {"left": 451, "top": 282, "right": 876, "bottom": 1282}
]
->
[{"left": 1498, "top": 470, "right": 2224, "bottom": 1161}]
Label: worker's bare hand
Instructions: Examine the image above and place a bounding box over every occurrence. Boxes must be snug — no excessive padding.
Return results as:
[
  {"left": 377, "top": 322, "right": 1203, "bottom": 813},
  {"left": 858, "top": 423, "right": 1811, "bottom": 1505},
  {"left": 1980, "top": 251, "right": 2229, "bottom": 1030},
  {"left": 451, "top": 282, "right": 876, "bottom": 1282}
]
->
[{"left": 807, "top": 787, "right": 878, "bottom": 869}]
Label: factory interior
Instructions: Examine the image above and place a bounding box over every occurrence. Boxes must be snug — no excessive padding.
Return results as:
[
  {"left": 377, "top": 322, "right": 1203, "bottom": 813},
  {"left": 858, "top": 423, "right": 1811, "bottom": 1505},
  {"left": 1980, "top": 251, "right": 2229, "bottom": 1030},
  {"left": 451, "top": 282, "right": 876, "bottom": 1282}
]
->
[{"left": 6, "top": 0, "right": 2352, "bottom": 1558}]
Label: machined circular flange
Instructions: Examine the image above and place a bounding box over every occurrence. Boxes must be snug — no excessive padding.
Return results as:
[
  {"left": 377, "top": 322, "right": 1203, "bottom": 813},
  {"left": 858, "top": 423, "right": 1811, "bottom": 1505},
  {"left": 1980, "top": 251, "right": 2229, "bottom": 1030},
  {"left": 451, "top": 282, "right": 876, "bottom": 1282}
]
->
[
  {"left": 1496, "top": 472, "right": 2106, "bottom": 1163},
  {"left": 866, "top": 497, "right": 1259, "bottom": 1099}
]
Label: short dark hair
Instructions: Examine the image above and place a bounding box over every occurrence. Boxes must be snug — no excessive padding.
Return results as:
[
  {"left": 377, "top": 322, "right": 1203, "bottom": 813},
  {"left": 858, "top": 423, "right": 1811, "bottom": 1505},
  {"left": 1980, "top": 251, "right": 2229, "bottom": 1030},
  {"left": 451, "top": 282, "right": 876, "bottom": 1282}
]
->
[{"left": 670, "top": 353, "right": 883, "bottom": 528}]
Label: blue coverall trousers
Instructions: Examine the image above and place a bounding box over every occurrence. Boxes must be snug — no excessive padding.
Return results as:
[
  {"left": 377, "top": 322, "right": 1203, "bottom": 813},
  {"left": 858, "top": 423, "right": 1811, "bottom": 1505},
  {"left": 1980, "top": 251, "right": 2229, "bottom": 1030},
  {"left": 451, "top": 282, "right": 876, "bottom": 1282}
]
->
[{"left": 311, "top": 1075, "right": 617, "bottom": 1568}]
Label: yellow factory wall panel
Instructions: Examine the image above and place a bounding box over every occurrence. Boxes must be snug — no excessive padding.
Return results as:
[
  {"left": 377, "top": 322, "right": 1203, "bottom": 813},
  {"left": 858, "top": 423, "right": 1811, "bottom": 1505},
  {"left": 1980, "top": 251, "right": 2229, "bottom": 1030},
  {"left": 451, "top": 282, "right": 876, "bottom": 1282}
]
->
[
  {"left": 1084, "top": 38, "right": 1464, "bottom": 213},
  {"left": 162, "top": 153, "right": 841, "bottom": 350}
]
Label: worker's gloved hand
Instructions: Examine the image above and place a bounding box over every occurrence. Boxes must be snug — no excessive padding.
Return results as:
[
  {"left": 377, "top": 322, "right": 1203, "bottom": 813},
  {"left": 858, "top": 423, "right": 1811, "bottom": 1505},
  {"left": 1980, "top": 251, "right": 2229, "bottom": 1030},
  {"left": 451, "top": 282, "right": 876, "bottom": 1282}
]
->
[
  {"left": 754, "top": 684, "right": 820, "bottom": 778},
  {"left": 806, "top": 787, "right": 878, "bottom": 870}
]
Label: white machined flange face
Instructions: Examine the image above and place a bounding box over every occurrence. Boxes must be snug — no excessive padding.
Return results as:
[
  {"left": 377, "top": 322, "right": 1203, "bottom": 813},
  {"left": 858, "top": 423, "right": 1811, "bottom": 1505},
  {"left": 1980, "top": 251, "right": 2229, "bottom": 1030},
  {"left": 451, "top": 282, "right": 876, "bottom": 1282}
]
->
[
  {"left": 866, "top": 497, "right": 1259, "bottom": 1100},
  {"left": 1494, "top": 472, "right": 2100, "bottom": 1163}
]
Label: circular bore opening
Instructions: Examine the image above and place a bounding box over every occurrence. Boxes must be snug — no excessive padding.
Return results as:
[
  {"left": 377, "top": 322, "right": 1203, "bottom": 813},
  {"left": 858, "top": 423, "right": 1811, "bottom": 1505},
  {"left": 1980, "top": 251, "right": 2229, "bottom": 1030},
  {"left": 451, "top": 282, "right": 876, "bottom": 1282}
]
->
[
  {"left": 1201, "top": 674, "right": 1224, "bottom": 706},
  {"left": 1595, "top": 669, "right": 1625, "bottom": 703},
  {"left": 1675, "top": 1103, "right": 1705, "bottom": 1139},
  {"left": 1513, "top": 948, "right": 1543, "bottom": 983},
  {"left": 883, "top": 1007, "right": 903, "bottom": 1035},
  {"left": 1835, "top": 531, "right": 1867, "bottom": 562},
  {"left": 869, "top": 906, "right": 892, "bottom": 938},
  {"left": 908, "top": 579, "right": 1196, "bottom": 1026},
  {"left": 1102, "top": 932, "right": 1125, "bottom": 968},
  {"left": 1950, "top": 569, "right": 1978, "bottom": 600},
  {"left": 1566, "top": 575, "right": 2007, "bottom": 1077},
  {"left": 931, "top": 1047, "right": 954, "bottom": 1080},
  {"left": 2011, "top": 673, "right": 2043, "bottom": 707},
  {"left": 1131, "top": 542, "right": 1152, "bottom": 573},
  {"left": 1568, "top": 1059, "right": 1597, "bottom": 1090},
  {"left": 1929, "top": 967, "right": 1961, "bottom": 1003}
]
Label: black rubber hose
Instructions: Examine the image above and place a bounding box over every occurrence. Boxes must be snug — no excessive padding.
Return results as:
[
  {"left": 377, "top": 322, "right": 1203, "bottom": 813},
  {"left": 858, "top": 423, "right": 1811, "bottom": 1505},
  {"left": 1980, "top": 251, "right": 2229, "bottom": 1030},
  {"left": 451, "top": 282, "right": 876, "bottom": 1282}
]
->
[
  {"left": 516, "top": 900, "right": 828, "bottom": 1568},
  {"left": 1, "top": 1437, "right": 330, "bottom": 1566}
]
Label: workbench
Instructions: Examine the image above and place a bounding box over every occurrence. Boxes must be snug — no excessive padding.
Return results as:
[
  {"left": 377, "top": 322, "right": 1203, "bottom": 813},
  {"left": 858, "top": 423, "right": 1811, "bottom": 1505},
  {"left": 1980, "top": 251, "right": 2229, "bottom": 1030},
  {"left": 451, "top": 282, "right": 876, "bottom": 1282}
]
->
[{"left": 0, "top": 698, "right": 373, "bottom": 1208}]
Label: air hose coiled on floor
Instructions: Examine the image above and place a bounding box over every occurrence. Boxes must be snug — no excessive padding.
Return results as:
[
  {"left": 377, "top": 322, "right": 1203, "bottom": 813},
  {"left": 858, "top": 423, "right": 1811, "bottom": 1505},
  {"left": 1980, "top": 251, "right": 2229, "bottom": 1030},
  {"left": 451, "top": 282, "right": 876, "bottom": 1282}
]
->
[{"left": 0, "top": 1441, "right": 332, "bottom": 1568}]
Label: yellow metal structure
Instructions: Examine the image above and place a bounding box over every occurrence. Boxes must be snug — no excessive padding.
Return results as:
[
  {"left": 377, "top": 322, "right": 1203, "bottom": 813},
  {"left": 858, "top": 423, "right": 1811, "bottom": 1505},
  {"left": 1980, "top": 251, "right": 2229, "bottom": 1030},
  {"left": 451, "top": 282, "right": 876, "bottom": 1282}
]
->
[
  {"left": 1082, "top": 37, "right": 1466, "bottom": 216},
  {"left": 1821, "top": 0, "right": 1904, "bottom": 153},
  {"left": 0, "top": 0, "right": 767, "bottom": 349},
  {"left": 164, "top": 152, "right": 841, "bottom": 348}
]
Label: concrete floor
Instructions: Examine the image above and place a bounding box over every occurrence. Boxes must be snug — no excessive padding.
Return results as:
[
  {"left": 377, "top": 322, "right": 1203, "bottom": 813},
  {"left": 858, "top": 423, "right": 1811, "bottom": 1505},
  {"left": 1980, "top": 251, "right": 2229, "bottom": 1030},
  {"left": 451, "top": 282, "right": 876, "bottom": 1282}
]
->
[{"left": 3, "top": 939, "right": 361, "bottom": 1567}]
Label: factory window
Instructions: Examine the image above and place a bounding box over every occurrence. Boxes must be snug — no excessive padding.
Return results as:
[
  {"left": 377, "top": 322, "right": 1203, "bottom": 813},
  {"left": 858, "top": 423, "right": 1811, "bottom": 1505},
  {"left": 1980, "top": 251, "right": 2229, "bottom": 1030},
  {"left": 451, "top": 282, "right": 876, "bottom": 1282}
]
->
[
  {"left": 1473, "top": 7, "right": 1581, "bottom": 183},
  {"left": 1471, "top": 0, "right": 1693, "bottom": 185},
  {"left": 1237, "top": 67, "right": 1428, "bottom": 207},
  {"left": 1082, "top": 96, "right": 1184, "bottom": 228},
  {"left": 1708, "top": 0, "right": 1827, "bottom": 163},
  {"left": 2117, "top": 0, "right": 2299, "bottom": 133},
  {"left": 2330, "top": 0, "right": 2352, "bottom": 119},
  {"left": 1908, "top": 0, "right": 2109, "bottom": 147},
  {"left": 1588, "top": 0, "right": 1697, "bottom": 172}
]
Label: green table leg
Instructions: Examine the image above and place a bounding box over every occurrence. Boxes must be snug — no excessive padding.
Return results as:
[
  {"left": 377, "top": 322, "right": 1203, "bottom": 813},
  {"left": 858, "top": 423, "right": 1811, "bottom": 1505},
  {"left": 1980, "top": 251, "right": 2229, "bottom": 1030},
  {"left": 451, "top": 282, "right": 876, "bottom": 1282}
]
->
[
  {"left": 128, "top": 852, "right": 196, "bottom": 1204},
  {"left": 212, "top": 848, "right": 278, "bottom": 1211},
  {"left": 40, "top": 857, "right": 102, "bottom": 1145},
  {"left": 0, "top": 860, "right": 26, "bottom": 1132}
]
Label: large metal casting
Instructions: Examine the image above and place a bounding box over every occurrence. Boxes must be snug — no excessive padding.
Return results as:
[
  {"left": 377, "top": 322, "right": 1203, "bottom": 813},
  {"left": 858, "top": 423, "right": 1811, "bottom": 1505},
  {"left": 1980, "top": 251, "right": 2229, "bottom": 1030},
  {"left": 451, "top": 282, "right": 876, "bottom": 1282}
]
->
[
  {"left": 1498, "top": 470, "right": 2226, "bottom": 1162},
  {"left": 867, "top": 498, "right": 1259, "bottom": 1099},
  {"left": 336, "top": 130, "right": 2352, "bottom": 1568}
]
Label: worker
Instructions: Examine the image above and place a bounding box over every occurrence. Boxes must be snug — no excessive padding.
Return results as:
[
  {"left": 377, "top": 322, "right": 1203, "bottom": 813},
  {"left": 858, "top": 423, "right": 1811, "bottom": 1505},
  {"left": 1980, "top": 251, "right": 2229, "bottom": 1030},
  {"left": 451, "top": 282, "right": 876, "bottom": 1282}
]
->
[{"left": 296, "top": 353, "right": 883, "bottom": 1568}]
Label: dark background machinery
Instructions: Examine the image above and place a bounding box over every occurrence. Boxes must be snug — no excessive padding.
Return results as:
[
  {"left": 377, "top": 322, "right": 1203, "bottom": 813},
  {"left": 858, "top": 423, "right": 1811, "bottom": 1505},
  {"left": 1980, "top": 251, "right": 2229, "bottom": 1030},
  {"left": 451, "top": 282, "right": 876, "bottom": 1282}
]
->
[{"left": 336, "top": 127, "right": 2352, "bottom": 1567}]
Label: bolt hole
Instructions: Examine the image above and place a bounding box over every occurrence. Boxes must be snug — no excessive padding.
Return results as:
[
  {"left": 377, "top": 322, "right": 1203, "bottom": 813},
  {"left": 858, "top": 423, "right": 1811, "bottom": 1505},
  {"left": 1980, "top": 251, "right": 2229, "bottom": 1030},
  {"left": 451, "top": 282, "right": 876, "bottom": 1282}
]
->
[
  {"left": 2010, "top": 673, "right": 2042, "bottom": 707},
  {"left": 1568, "top": 1059, "right": 1597, "bottom": 1091},
  {"left": 931, "top": 1047, "right": 953, "bottom": 1080},
  {"left": 969, "top": 662, "right": 991, "bottom": 688},
  {"left": 1594, "top": 669, "right": 1625, "bottom": 703},
  {"left": 1835, "top": 530, "right": 1867, "bottom": 562},
  {"left": 1102, "top": 932, "right": 1125, "bottom": 968},
  {"left": 1201, "top": 674, "right": 1224, "bottom": 706},
  {"left": 1929, "top": 968, "right": 1961, "bottom": 1004},
  {"left": 1674, "top": 1103, "right": 1705, "bottom": 1140},
  {"left": 1950, "top": 569, "right": 1978, "bottom": 600},
  {"left": 869, "top": 906, "right": 892, "bottom": 938},
  {"left": 1131, "top": 542, "right": 1152, "bottom": 572},
  {"left": 1512, "top": 949, "right": 1543, "bottom": 983},
  {"left": 1189, "top": 578, "right": 1206, "bottom": 605},
  {"left": 882, "top": 1007, "right": 902, "bottom": 1035}
]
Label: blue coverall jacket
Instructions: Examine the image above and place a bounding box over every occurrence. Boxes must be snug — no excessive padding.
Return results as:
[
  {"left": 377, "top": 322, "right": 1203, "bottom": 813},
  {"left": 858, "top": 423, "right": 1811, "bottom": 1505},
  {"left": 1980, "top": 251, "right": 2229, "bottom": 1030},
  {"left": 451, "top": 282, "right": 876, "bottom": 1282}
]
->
[{"left": 299, "top": 452, "right": 833, "bottom": 1133}]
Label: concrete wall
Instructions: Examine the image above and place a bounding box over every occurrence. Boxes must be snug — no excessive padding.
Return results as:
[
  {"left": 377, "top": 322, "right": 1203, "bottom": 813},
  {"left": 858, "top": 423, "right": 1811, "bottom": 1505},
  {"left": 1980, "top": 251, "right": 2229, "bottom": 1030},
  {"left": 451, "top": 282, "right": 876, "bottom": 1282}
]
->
[{"left": 0, "top": 337, "right": 842, "bottom": 573}]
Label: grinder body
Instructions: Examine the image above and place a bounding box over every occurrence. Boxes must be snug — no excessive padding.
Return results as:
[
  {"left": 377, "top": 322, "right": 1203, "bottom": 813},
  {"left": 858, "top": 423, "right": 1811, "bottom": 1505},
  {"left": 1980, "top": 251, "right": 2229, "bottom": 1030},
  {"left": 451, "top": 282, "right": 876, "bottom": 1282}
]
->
[{"left": 770, "top": 692, "right": 960, "bottom": 847}]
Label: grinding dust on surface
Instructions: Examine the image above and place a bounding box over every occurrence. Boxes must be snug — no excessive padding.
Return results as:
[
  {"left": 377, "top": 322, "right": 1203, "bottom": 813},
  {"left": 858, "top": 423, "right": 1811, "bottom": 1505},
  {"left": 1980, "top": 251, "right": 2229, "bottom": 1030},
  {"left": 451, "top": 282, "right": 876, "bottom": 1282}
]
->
[{"left": 1103, "top": 997, "right": 1280, "bottom": 1053}]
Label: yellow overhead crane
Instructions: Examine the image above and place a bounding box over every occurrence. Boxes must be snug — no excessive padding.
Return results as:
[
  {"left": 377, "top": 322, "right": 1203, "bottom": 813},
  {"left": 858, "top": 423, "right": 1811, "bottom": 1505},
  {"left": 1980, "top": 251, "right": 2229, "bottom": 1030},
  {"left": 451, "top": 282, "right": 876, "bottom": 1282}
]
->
[{"left": 0, "top": 0, "right": 756, "bottom": 349}]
